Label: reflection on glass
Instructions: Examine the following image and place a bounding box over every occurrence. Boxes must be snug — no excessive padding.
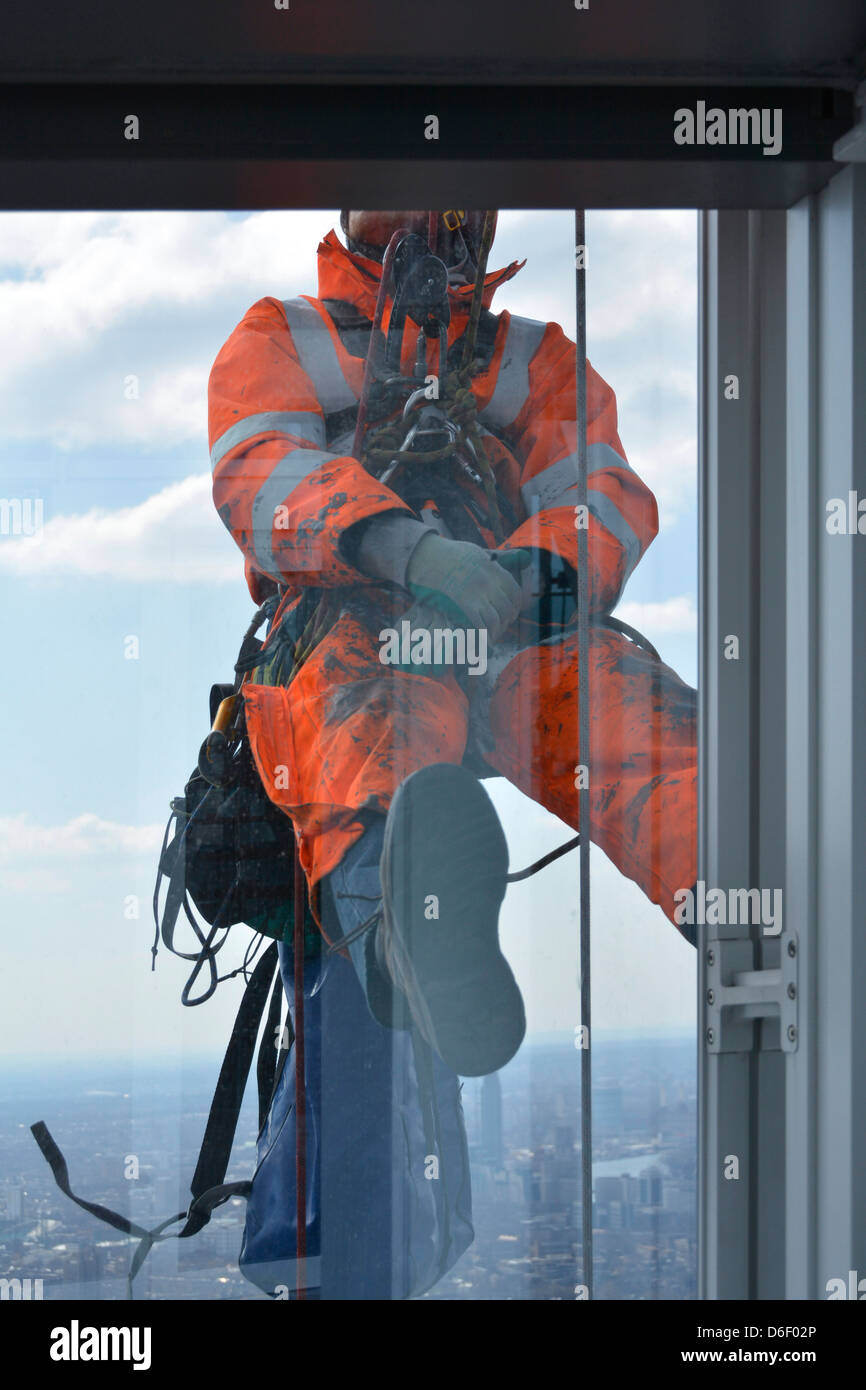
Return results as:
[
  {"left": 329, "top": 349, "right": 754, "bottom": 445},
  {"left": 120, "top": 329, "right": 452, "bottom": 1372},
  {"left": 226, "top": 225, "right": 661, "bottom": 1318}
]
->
[{"left": 0, "top": 208, "right": 696, "bottom": 1302}]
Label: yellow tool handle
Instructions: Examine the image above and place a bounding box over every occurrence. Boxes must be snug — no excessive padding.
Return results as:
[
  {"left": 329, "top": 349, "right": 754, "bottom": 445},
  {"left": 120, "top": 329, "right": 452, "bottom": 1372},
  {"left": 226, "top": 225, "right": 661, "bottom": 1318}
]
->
[{"left": 211, "top": 695, "right": 237, "bottom": 734}]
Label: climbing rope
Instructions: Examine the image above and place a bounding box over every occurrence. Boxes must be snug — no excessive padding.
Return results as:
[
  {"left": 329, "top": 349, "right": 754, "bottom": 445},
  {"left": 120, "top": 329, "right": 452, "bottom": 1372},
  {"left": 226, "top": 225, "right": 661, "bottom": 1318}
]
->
[
  {"left": 292, "top": 840, "right": 308, "bottom": 1299},
  {"left": 574, "top": 208, "right": 594, "bottom": 1301},
  {"left": 283, "top": 213, "right": 508, "bottom": 688},
  {"left": 361, "top": 360, "right": 506, "bottom": 544}
]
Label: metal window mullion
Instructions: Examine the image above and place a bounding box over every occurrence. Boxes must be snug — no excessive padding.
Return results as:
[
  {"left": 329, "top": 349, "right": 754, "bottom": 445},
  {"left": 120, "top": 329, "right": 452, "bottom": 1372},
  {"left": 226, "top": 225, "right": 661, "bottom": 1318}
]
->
[
  {"left": 783, "top": 192, "right": 819, "bottom": 1300},
  {"left": 698, "top": 210, "right": 758, "bottom": 1301},
  {"left": 814, "top": 165, "right": 866, "bottom": 1291},
  {"left": 753, "top": 209, "right": 790, "bottom": 1299}
]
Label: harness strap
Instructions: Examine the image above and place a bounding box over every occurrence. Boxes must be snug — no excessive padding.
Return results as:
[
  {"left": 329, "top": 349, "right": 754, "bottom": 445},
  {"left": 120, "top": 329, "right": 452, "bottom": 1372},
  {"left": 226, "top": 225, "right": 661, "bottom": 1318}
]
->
[
  {"left": 30, "top": 1121, "right": 167, "bottom": 1244},
  {"left": 183, "top": 942, "right": 280, "bottom": 1234}
]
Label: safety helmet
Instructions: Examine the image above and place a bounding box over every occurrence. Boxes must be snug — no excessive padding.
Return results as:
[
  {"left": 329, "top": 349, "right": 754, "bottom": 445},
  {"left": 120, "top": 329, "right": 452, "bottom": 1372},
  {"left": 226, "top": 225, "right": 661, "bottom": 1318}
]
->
[{"left": 340, "top": 210, "right": 497, "bottom": 283}]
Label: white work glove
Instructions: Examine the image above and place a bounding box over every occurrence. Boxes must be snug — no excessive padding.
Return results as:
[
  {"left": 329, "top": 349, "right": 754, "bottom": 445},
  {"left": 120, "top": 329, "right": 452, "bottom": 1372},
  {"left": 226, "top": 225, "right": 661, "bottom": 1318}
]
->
[{"left": 406, "top": 533, "right": 530, "bottom": 640}]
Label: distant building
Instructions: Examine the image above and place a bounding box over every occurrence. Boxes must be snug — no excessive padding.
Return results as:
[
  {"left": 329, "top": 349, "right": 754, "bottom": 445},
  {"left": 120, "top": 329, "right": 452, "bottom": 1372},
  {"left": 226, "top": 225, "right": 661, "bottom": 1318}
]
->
[
  {"left": 640, "top": 1166, "right": 664, "bottom": 1207},
  {"left": 155, "top": 1175, "right": 180, "bottom": 1214},
  {"left": 594, "top": 1083, "right": 624, "bottom": 1136},
  {"left": 595, "top": 1175, "right": 625, "bottom": 1206},
  {"left": 210, "top": 1218, "right": 242, "bottom": 1259},
  {"left": 553, "top": 1124, "right": 575, "bottom": 1157},
  {"left": 481, "top": 1073, "right": 503, "bottom": 1169},
  {"left": 0, "top": 1182, "right": 25, "bottom": 1222}
]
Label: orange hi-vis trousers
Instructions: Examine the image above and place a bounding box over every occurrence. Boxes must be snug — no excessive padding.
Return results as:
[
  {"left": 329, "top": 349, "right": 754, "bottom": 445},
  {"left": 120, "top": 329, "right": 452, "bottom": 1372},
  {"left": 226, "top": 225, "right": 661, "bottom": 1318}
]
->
[{"left": 243, "top": 611, "right": 697, "bottom": 935}]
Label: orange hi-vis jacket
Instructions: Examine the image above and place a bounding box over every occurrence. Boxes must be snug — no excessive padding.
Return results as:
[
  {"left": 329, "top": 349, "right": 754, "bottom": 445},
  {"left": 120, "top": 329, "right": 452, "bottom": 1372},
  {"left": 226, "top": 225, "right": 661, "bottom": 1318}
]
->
[{"left": 209, "top": 230, "right": 698, "bottom": 932}]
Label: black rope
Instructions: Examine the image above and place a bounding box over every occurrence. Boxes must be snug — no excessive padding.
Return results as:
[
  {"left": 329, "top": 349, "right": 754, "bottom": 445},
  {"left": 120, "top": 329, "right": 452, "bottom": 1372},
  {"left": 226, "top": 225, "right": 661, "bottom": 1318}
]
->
[
  {"left": 575, "top": 209, "right": 594, "bottom": 1300},
  {"left": 601, "top": 614, "right": 661, "bottom": 664},
  {"left": 506, "top": 833, "right": 581, "bottom": 883},
  {"left": 326, "top": 906, "right": 382, "bottom": 954}
]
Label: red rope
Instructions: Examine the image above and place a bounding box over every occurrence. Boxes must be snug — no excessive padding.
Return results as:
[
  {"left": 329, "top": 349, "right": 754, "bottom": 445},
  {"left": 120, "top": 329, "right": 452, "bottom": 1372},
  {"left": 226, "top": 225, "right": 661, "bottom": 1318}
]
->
[{"left": 293, "top": 840, "right": 307, "bottom": 1299}]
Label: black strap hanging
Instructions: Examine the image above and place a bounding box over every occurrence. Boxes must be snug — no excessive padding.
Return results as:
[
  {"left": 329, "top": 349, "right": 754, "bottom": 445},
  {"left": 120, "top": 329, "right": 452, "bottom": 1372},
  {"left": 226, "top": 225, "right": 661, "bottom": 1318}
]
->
[{"left": 181, "top": 942, "right": 280, "bottom": 1236}]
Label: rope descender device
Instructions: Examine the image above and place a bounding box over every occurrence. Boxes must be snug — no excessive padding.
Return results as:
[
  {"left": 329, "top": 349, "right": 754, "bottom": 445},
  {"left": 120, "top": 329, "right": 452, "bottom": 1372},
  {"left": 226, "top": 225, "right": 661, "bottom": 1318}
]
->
[{"left": 350, "top": 212, "right": 506, "bottom": 541}]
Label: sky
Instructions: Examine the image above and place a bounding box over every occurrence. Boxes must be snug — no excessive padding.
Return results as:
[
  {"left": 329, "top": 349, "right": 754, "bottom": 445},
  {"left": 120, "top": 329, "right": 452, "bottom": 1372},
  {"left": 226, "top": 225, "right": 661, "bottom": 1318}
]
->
[{"left": 0, "top": 209, "right": 698, "bottom": 1064}]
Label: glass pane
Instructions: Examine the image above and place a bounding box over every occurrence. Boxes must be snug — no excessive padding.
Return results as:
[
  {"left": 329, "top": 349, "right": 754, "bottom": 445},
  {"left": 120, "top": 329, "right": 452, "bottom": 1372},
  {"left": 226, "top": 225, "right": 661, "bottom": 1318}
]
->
[
  {"left": 0, "top": 207, "right": 696, "bottom": 1302},
  {"left": 587, "top": 210, "right": 698, "bottom": 1300}
]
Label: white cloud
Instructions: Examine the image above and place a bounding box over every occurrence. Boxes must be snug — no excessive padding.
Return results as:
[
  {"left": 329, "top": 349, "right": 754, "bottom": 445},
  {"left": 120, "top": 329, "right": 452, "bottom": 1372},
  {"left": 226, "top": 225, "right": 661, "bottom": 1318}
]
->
[
  {"left": 587, "top": 261, "right": 696, "bottom": 346},
  {"left": 497, "top": 209, "right": 696, "bottom": 342},
  {"left": 614, "top": 594, "right": 697, "bottom": 636},
  {"left": 48, "top": 365, "right": 211, "bottom": 453},
  {"left": 0, "top": 210, "right": 331, "bottom": 352},
  {"left": 624, "top": 433, "right": 696, "bottom": 527},
  {"left": 0, "top": 473, "right": 239, "bottom": 582},
  {"left": 0, "top": 209, "right": 698, "bottom": 480},
  {"left": 493, "top": 211, "right": 697, "bottom": 528},
  {"left": 0, "top": 813, "right": 163, "bottom": 862},
  {"left": 0, "top": 210, "right": 336, "bottom": 450}
]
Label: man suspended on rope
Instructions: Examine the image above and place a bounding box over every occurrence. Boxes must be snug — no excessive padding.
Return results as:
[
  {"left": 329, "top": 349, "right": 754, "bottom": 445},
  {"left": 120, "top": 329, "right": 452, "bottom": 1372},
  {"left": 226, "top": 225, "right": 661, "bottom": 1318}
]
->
[{"left": 207, "top": 209, "right": 698, "bottom": 1297}]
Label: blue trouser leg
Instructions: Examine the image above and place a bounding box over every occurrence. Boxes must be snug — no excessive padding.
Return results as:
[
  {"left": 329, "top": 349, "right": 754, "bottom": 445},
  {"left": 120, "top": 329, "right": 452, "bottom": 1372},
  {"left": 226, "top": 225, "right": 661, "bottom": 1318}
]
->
[
  {"left": 241, "top": 820, "right": 474, "bottom": 1300},
  {"left": 317, "top": 817, "right": 399, "bottom": 1028},
  {"left": 306, "top": 819, "right": 397, "bottom": 1299}
]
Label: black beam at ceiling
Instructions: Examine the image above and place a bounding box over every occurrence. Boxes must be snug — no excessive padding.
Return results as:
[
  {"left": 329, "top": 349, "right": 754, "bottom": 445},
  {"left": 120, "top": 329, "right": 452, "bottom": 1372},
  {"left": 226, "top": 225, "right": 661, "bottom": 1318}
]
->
[
  {"left": 0, "top": 159, "right": 846, "bottom": 213},
  {"left": 0, "top": 85, "right": 854, "bottom": 163}
]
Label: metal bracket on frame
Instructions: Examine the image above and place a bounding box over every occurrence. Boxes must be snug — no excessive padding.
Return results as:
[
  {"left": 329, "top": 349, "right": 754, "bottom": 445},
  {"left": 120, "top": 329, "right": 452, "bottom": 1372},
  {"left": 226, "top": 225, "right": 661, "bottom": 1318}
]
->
[{"left": 704, "top": 931, "right": 799, "bottom": 1054}]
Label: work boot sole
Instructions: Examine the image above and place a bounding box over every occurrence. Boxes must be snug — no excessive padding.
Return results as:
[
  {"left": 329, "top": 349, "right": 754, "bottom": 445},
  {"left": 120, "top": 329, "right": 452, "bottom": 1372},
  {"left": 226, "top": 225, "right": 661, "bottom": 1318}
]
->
[{"left": 379, "top": 763, "right": 525, "bottom": 1077}]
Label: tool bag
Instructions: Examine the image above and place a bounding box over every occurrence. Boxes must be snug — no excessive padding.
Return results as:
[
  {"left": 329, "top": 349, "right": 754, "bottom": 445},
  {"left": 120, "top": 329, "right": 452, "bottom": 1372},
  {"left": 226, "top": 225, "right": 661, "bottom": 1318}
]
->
[
  {"left": 151, "top": 592, "right": 323, "bottom": 1005},
  {"left": 153, "top": 721, "right": 296, "bottom": 1003}
]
